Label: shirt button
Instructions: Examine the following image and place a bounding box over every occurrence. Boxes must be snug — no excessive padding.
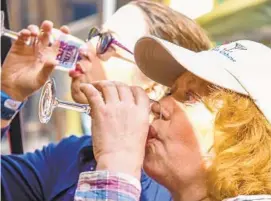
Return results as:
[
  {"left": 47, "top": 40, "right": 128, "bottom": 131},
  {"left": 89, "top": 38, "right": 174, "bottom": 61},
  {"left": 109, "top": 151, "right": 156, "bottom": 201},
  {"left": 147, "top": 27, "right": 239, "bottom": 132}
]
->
[{"left": 90, "top": 167, "right": 94, "bottom": 171}]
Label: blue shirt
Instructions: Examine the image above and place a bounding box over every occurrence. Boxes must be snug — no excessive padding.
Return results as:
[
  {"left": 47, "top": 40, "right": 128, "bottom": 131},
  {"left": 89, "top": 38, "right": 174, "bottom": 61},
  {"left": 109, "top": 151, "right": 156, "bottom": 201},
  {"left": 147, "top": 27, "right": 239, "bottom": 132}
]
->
[{"left": 1, "top": 133, "right": 172, "bottom": 201}]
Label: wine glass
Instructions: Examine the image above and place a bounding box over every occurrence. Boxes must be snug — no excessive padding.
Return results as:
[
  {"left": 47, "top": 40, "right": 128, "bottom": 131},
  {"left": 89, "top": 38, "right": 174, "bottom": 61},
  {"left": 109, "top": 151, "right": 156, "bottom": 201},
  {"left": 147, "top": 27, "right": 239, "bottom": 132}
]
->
[
  {"left": 1, "top": 11, "right": 32, "bottom": 45},
  {"left": 38, "top": 78, "right": 161, "bottom": 124},
  {"left": 39, "top": 78, "right": 90, "bottom": 124}
]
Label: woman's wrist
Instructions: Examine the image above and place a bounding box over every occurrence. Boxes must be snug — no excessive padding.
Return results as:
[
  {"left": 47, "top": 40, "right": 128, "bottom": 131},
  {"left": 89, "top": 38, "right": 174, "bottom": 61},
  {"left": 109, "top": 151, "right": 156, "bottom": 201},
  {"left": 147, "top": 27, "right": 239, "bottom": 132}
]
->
[
  {"left": 1, "top": 84, "right": 26, "bottom": 102},
  {"left": 1, "top": 89, "right": 25, "bottom": 124},
  {"left": 96, "top": 153, "right": 142, "bottom": 180}
]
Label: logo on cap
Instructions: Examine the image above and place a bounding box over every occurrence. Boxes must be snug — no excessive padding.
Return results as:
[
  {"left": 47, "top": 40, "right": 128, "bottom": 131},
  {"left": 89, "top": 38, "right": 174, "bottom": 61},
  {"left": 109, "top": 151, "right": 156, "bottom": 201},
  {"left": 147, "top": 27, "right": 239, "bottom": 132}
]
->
[
  {"left": 212, "top": 42, "right": 247, "bottom": 62},
  {"left": 223, "top": 43, "right": 247, "bottom": 52}
]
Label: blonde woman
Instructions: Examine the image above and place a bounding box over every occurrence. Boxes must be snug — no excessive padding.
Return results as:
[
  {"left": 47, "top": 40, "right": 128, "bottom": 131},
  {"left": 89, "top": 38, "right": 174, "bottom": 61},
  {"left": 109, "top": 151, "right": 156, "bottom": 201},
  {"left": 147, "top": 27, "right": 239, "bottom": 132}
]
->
[
  {"left": 134, "top": 38, "right": 271, "bottom": 200},
  {"left": 77, "top": 39, "right": 271, "bottom": 201}
]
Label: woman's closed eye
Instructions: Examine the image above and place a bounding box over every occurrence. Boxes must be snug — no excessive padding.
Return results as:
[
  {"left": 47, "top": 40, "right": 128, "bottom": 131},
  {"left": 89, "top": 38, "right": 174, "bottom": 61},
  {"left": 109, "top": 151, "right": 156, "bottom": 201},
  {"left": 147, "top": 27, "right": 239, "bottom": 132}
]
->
[
  {"left": 152, "top": 110, "right": 168, "bottom": 120},
  {"left": 184, "top": 91, "right": 201, "bottom": 104},
  {"left": 186, "top": 91, "right": 196, "bottom": 102},
  {"left": 165, "top": 89, "right": 172, "bottom": 97}
]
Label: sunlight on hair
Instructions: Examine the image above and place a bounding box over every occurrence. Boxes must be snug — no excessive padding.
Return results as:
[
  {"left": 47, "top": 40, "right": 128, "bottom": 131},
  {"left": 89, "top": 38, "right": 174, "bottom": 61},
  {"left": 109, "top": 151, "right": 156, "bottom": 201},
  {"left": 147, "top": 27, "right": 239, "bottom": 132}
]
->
[
  {"left": 204, "top": 89, "right": 271, "bottom": 200},
  {"left": 183, "top": 101, "right": 215, "bottom": 159}
]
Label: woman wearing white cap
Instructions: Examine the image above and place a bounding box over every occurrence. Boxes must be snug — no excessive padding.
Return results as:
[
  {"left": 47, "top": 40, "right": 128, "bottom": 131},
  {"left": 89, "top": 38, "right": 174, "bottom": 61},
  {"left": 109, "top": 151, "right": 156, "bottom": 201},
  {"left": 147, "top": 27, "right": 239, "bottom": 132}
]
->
[
  {"left": 133, "top": 38, "right": 271, "bottom": 200},
  {"left": 79, "top": 39, "right": 271, "bottom": 201}
]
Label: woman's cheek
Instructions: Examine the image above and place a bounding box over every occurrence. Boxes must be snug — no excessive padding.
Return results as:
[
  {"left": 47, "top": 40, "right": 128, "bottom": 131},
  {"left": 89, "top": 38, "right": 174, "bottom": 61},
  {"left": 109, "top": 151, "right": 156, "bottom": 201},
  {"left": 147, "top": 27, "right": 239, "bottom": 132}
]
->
[
  {"left": 184, "top": 102, "right": 215, "bottom": 155},
  {"left": 101, "top": 58, "right": 135, "bottom": 84}
]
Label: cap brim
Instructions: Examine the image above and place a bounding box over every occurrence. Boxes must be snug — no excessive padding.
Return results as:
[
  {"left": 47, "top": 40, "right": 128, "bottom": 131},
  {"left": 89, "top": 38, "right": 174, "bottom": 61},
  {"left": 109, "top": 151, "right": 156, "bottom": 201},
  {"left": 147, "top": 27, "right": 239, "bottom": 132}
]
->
[
  {"left": 134, "top": 36, "right": 192, "bottom": 87},
  {"left": 134, "top": 36, "right": 247, "bottom": 95}
]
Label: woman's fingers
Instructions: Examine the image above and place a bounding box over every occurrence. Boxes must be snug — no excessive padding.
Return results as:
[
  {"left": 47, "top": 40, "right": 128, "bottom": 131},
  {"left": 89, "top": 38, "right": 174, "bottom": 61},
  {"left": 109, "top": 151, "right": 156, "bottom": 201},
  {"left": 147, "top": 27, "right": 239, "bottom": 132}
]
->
[
  {"left": 39, "top": 20, "right": 54, "bottom": 47},
  {"left": 15, "top": 29, "right": 31, "bottom": 45},
  {"left": 114, "top": 81, "right": 135, "bottom": 102},
  {"left": 91, "top": 81, "right": 120, "bottom": 104},
  {"left": 82, "top": 81, "right": 149, "bottom": 106},
  {"left": 40, "top": 20, "right": 53, "bottom": 33},
  {"left": 60, "top": 25, "right": 70, "bottom": 34},
  {"left": 27, "top": 24, "right": 39, "bottom": 37},
  {"left": 15, "top": 22, "right": 70, "bottom": 48},
  {"left": 131, "top": 86, "right": 150, "bottom": 107},
  {"left": 27, "top": 24, "right": 40, "bottom": 46},
  {"left": 80, "top": 83, "right": 105, "bottom": 112}
]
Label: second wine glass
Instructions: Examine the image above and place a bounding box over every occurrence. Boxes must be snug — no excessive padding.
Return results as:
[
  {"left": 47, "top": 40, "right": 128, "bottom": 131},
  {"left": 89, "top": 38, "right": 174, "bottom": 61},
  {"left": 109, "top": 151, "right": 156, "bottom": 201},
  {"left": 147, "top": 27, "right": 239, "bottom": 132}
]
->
[
  {"left": 38, "top": 78, "right": 90, "bottom": 124},
  {"left": 38, "top": 78, "right": 161, "bottom": 124}
]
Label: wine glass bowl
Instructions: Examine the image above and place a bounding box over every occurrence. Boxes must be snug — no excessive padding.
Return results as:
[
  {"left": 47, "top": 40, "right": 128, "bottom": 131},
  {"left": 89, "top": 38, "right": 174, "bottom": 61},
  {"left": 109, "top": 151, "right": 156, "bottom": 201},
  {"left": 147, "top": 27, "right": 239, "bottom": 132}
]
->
[
  {"left": 38, "top": 78, "right": 91, "bottom": 124},
  {"left": 39, "top": 78, "right": 56, "bottom": 124}
]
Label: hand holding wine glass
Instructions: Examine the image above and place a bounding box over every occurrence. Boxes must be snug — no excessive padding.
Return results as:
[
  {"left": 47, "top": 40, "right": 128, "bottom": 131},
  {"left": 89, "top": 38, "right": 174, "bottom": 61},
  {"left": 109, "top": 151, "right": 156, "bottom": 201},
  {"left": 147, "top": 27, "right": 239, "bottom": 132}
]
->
[
  {"left": 1, "top": 20, "right": 70, "bottom": 102},
  {"left": 80, "top": 81, "right": 150, "bottom": 180}
]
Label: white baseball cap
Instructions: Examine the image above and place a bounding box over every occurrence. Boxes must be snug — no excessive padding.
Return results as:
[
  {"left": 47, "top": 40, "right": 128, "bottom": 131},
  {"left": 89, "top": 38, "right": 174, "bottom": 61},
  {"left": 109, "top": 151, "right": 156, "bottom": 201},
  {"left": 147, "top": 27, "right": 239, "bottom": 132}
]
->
[{"left": 134, "top": 36, "right": 271, "bottom": 124}]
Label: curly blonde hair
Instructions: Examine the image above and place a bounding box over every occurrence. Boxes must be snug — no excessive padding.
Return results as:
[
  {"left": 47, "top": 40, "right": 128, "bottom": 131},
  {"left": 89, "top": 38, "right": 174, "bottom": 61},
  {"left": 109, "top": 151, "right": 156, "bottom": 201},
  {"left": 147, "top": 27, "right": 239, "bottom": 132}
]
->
[
  {"left": 174, "top": 72, "right": 271, "bottom": 200},
  {"left": 204, "top": 88, "right": 271, "bottom": 200}
]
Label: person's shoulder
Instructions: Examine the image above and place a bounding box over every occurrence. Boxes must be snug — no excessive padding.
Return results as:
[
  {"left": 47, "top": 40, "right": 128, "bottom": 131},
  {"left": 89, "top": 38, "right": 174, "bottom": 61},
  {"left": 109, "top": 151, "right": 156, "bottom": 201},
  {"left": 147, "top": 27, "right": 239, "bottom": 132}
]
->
[
  {"left": 18, "top": 135, "right": 92, "bottom": 161},
  {"left": 48, "top": 135, "right": 93, "bottom": 154},
  {"left": 29, "top": 135, "right": 94, "bottom": 169},
  {"left": 57, "top": 135, "right": 92, "bottom": 147}
]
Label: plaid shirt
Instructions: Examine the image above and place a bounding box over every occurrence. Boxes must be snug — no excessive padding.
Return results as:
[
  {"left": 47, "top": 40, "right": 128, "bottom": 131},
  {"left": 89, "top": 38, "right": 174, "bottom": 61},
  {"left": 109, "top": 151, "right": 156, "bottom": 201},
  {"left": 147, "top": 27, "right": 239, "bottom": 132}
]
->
[
  {"left": 74, "top": 170, "right": 271, "bottom": 201},
  {"left": 74, "top": 171, "right": 141, "bottom": 201}
]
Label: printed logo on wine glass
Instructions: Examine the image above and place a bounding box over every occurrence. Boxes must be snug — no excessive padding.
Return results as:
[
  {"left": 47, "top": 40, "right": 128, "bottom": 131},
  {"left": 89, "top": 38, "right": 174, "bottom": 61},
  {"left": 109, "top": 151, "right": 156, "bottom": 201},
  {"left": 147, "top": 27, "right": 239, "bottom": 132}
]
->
[{"left": 56, "top": 41, "right": 81, "bottom": 69}]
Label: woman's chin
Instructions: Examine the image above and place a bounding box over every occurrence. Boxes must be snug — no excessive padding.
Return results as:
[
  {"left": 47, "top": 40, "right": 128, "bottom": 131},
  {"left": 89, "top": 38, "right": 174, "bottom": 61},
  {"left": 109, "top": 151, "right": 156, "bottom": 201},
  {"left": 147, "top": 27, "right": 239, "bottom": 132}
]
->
[
  {"left": 143, "top": 156, "right": 155, "bottom": 176},
  {"left": 143, "top": 154, "right": 165, "bottom": 182},
  {"left": 144, "top": 141, "right": 165, "bottom": 170},
  {"left": 145, "top": 138, "right": 158, "bottom": 154}
]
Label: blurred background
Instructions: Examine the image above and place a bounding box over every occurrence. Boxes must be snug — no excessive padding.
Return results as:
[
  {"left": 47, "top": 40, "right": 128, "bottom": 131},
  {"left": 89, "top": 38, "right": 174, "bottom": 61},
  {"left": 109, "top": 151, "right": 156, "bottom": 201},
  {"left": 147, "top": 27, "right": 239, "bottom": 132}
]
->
[{"left": 2, "top": 0, "right": 271, "bottom": 154}]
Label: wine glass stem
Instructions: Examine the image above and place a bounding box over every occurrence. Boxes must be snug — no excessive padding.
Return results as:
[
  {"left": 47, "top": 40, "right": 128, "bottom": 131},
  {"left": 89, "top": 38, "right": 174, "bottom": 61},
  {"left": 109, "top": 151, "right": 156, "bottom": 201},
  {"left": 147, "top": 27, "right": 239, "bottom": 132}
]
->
[
  {"left": 56, "top": 99, "right": 90, "bottom": 114},
  {"left": 2, "top": 28, "right": 19, "bottom": 41},
  {"left": 55, "top": 98, "right": 157, "bottom": 116}
]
